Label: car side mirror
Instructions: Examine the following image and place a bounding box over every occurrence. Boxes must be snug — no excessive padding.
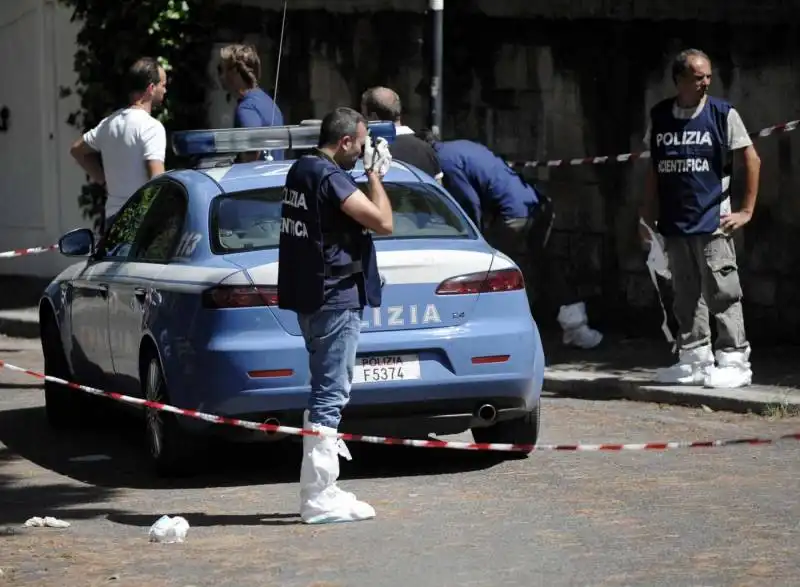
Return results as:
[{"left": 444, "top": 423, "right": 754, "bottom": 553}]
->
[{"left": 58, "top": 228, "right": 95, "bottom": 257}]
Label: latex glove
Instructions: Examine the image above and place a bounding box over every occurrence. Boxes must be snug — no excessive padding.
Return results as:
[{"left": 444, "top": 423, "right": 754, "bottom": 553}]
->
[{"left": 363, "top": 135, "right": 392, "bottom": 176}]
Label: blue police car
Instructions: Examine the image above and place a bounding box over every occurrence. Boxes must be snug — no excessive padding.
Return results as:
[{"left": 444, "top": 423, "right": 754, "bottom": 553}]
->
[{"left": 39, "top": 121, "right": 546, "bottom": 476}]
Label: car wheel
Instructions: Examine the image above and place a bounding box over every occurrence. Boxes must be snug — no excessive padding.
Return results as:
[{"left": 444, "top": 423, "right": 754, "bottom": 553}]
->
[
  {"left": 471, "top": 401, "right": 541, "bottom": 456},
  {"left": 143, "top": 356, "right": 196, "bottom": 477},
  {"left": 41, "top": 313, "right": 93, "bottom": 430}
]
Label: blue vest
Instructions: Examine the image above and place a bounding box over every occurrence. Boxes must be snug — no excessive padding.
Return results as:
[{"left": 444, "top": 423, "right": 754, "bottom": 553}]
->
[
  {"left": 277, "top": 152, "right": 382, "bottom": 314},
  {"left": 649, "top": 96, "right": 731, "bottom": 236}
]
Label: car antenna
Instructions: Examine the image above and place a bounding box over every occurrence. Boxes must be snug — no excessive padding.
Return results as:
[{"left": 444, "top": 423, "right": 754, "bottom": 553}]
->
[{"left": 265, "top": 0, "right": 288, "bottom": 162}]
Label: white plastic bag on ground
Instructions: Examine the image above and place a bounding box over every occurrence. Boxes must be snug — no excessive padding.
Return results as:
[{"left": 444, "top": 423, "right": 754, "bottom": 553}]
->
[{"left": 148, "top": 515, "right": 189, "bottom": 543}]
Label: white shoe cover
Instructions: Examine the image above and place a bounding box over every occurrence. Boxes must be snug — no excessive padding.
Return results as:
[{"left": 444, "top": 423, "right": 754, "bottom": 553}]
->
[
  {"left": 299, "top": 411, "right": 375, "bottom": 525},
  {"left": 557, "top": 302, "right": 603, "bottom": 349},
  {"left": 655, "top": 345, "right": 714, "bottom": 385},
  {"left": 704, "top": 348, "right": 753, "bottom": 389}
]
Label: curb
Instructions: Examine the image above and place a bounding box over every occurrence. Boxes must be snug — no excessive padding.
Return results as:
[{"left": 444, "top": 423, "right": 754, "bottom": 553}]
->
[
  {"left": 0, "top": 310, "right": 39, "bottom": 340},
  {"left": 544, "top": 369, "right": 800, "bottom": 414}
]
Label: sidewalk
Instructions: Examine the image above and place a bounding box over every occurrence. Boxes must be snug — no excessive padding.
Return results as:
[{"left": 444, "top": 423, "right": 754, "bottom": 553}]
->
[{"left": 542, "top": 332, "right": 800, "bottom": 414}]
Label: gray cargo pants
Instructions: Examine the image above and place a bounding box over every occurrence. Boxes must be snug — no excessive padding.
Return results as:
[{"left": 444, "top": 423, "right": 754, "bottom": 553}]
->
[{"left": 665, "top": 234, "right": 749, "bottom": 352}]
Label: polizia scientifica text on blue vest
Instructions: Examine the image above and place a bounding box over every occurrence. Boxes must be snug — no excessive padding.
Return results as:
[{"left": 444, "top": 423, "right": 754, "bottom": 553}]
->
[
  {"left": 281, "top": 188, "right": 309, "bottom": 238},
  {"left": 654, "top": 130, "right": 713, "bottom": 173}
]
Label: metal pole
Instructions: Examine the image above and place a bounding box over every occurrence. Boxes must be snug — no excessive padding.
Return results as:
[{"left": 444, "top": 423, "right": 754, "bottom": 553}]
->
[{"left": 430, "top": 0, "right": 443, "bottom": 138}]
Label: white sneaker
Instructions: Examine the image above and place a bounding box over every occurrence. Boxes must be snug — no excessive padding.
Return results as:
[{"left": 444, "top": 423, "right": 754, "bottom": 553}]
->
[
  {"left": 299, "top": 411, "right": 375, "bottom": 525},
  {"left": 655, "top": 345, "right": 714, "bottom": 385},
  {"left": 704, "top": 348, "right": 752, "bottom": 389},
  {"left": 557, "top": 302, "right": 603, "bottom": 349}
]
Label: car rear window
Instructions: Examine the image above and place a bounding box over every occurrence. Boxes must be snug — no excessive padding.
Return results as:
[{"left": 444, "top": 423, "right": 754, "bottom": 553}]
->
[{"left": 210, "top": 181, "right": 472, "bottom": 253}]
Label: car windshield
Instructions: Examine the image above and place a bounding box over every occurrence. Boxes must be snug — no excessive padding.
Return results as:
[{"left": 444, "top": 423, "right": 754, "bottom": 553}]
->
[{"left": 211, "top": 181, "right": 472, "bottom": 253}]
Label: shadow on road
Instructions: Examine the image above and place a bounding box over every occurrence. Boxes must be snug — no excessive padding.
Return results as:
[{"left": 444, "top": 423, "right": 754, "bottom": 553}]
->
[
  {"left": 108, "top": 511, "right": 303, "bottom": 527},
  {"left": 0, "top": 448, "right": 125, "bottom": 526},
  {"left": 0, "top": 404, "right": 507, "bottom": 493}
]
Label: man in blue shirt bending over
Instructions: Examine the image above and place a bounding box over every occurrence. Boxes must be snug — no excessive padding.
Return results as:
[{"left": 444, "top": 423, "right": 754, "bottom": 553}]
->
[
  {"left": 420, "top": 131, "right": 603, "bottom": 349},
  {"left": 218, "top": 43, "right": 284, "bottom": 161}
]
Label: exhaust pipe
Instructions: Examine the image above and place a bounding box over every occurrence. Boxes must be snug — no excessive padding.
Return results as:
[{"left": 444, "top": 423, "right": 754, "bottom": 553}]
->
[
  {"left": 475, "top": 403, "right": 497, "bottom": 423},
  {"left": 264, "top": 417, "right": 281, "bottom": 435}
]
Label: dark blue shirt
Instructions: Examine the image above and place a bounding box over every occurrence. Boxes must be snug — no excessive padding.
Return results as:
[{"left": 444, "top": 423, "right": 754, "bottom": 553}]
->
[
  {"left": 278, "top": 152, "right": 381, "bottom": 314},
  {"left": 235, "top": 88, "right": 285, "bottom": 161},
  {"left": 433, "top": 139, "right": 539, "bottom": 228},
  {"left": 649, "top": 96, "right": 731, "bottom": 236}
]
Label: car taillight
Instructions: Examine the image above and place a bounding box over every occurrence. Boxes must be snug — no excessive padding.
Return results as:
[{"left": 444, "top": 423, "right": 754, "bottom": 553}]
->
[
  {"left": 435, "top": 268, "right": 525, "bottom": 295},
  {"left": 202, "top": 285, "right": 279, "bottom": 308}
]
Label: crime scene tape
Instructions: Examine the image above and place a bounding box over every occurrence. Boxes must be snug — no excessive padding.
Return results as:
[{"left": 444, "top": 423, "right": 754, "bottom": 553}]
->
[
  {"left": 0, "top": 244, "right": 57, "bottom": 259},
  {"left": 508, "top": 118, "right": 800, "bottom": 169},
  {"left": 2, "top": 359, "right": 799, "bottom": 453}
]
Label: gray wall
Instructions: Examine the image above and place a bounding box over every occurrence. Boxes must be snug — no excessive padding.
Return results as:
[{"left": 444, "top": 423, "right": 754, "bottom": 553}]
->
[{"left": 218, "top": 1, "right": 800, "bottom": 343}]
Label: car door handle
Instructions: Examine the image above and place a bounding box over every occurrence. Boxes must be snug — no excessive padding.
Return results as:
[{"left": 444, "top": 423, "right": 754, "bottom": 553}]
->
[{"left": 134, "top": 287, "right": 147, "bottom": 300}]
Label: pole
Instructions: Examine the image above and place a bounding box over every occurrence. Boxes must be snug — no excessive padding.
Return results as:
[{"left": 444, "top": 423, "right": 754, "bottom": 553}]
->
[{"left": 430, "top": 0, "right": 443, "bottom": 138}]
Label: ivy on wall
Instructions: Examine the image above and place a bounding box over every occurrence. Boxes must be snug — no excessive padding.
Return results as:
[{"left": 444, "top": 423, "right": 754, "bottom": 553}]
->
[{"left": 58, "top": 0, "right": 217, "bottom": 228}]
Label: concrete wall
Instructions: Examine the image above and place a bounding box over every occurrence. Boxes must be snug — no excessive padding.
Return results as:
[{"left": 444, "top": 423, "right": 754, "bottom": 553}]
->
[{"left": 213, "top": 2, "right": 800, "bottom": 342}]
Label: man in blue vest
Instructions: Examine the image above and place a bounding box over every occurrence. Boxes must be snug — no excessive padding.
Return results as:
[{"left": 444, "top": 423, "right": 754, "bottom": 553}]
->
[
  {"left": 278, "top": 107, "right": 393, "bottom": 524},
  {"left": 640, "top": 48, "right": 761, "bottom": 389},
  {"left": 419, "top": 131, "right": 603, "bottom": 349}
]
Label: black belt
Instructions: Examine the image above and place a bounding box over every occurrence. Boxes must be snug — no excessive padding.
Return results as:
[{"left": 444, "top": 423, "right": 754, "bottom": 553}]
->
[{"left": 324, "top": 260, "right": 363, "bottom": 278}]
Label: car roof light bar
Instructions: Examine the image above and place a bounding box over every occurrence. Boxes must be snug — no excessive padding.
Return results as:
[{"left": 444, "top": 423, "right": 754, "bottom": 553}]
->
[{"left": 171, "top": 120, "right": 397, "bottom": 157}]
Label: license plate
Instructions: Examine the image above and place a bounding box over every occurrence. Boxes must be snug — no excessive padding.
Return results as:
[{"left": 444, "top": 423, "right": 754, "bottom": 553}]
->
[{"left": 352, "top": 354, "right": 421, "bottom": 384}]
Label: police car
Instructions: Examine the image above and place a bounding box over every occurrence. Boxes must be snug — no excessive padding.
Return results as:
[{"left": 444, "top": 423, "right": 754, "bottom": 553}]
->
[{"left": 39, "top": 120, "right": 546, "bottom": 476}]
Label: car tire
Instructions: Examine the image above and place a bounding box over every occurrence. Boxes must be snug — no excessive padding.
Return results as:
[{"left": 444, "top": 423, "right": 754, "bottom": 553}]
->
[
  {"left": 471, "top": 401, "right": 541, "bottom": 456},
  {"left": 143, "top": 356, "right": 197, "bottom": 477},
  {"left": 41, "top": 312, "right": 94, "bottom": 430}
]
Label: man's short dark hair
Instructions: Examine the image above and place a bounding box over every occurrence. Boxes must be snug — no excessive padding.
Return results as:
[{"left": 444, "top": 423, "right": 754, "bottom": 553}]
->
[
  {"left": 361, "top": 87, "right": 402, "bottom": 122},
  {"left": 126, "top": 57, "right": 161, "bottom": 95},
  {"left": 671, "top": 48, "right": 711, "bottom": 84},
  {"left": 318, "top": 107, "right": 366, "bottom": 147},
  {"left": 415, "top": 128, "right": 440, "bottom": 146}
]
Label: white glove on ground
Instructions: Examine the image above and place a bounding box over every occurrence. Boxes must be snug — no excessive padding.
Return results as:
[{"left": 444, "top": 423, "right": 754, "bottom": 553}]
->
[{"left": 363, "top": 135, "right": 392, "bottom": 176}]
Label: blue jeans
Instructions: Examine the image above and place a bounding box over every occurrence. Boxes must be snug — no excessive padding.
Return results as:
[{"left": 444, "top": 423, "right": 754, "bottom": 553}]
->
[{"left": 297, "top": 309, "right": 363, "bottom": 430}]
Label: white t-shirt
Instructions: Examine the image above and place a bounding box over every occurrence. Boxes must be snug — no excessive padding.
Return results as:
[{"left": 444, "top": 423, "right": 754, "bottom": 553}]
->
[
  {"left": 643, "top": 96, "right": 752, "bottom": 231},
  {"left": 83, "top": 108, "right": 166, "bottom": 218}
]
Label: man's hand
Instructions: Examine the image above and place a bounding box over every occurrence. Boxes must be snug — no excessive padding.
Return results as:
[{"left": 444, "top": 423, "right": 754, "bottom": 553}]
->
[
  {"left": 363, "top": 135, "right": 392, "bottom": 176},
  {"left": 720, "top": 210, "right": 752, "bottom": 232}
]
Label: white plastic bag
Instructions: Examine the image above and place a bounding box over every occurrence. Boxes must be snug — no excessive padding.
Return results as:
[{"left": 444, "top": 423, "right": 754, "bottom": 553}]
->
[
  {"left": 148, "top": 515, "right": 189, "bottom": 544},
  {"left": 640, "top": 218, "right": 675, "bottom": 350}
]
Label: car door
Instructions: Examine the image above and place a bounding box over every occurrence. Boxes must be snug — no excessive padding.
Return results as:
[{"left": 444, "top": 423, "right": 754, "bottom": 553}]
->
[
  {"left": 107, "top": 180, "right": 188, "bottom": 397},
  {"left": 70, "top": 184, "right": 164, "bottom": 390}
]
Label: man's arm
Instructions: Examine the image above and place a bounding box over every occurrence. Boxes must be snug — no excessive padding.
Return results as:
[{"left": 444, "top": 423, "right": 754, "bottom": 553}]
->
[
  {"left": 721, "top": 108, "right": 760, "bottom": 232},
  {"left": 141, "top": 121, "right": 167, "bottom": 179},
  {"left": 328, "top": 171, "right": 393, "bottom": 235},
  {"left": 70, "top": 138, "right": 106, "bottom": 185},
  {"left": 442, "top": 167, "right": 482, "bottom": 227}
]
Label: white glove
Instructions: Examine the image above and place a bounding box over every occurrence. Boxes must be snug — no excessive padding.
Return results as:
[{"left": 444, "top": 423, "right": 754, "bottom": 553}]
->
[{"left": 363, "top": 135, "right": 392, "bottom": 176}]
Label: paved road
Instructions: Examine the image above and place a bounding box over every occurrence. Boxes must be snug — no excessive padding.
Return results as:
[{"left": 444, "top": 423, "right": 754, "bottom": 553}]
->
[{"left": 1, "top": 335, "right": 799, "bottom": 587}]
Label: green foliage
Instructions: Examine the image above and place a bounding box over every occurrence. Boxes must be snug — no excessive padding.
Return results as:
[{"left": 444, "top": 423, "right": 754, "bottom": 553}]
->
[{"left": 58, "top": 0, "right": 217, "bottom": 229}]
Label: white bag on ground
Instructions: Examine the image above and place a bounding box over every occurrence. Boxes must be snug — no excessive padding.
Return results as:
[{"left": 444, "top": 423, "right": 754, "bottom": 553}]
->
[{"left": 148, "top": 515, "right": 189, "bottom": 543}]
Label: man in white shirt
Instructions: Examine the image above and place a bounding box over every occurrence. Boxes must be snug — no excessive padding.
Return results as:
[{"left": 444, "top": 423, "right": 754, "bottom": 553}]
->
[{"left": 70, "top": 57, "right": 168, "bottom": 231}]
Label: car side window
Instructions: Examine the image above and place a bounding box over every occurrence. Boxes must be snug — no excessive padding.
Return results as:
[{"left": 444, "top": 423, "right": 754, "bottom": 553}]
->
[
  {"left": 99, "top": 184, "right": 163, "bottom": 260},
  {"left": 129, "top": 182, "right": 188, "bottom": 263}
]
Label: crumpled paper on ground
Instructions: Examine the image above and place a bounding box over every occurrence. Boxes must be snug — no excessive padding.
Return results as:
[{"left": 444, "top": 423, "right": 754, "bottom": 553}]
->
[{"left": 23, "top": 516, "right": 71, "bottom": 528}]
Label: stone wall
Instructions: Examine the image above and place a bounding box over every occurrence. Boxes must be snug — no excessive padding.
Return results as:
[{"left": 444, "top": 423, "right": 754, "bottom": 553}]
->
[{"left": 216, "top": 1, "right": 800, "bottom": 343}]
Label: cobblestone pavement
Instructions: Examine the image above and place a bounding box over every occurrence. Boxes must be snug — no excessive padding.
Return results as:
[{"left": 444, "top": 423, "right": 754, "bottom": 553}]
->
[{"left": 1, "top": 335, "right": 799, "bottom": 587}]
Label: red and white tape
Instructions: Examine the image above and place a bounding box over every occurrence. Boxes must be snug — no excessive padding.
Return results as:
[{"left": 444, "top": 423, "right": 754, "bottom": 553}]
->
[
  {"left": 1, "top": 359, "right": 799, "bottom": 453},
  {"left": 0, "top": 244, "right": 57, "bottom": 259},
  {"left": 509, "top": 118, "right": 800, "bottom": 169}
]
